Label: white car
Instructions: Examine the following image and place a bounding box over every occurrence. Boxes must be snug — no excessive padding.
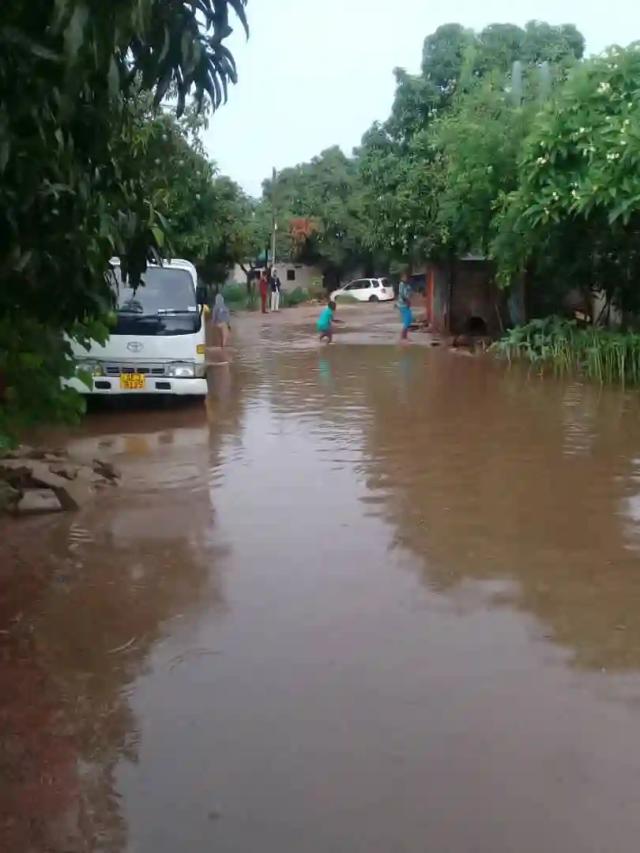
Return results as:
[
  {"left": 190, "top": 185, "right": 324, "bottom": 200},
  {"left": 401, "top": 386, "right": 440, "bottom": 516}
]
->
[{"left": 331, "top": 277, "right": 395, "bottom": 303}]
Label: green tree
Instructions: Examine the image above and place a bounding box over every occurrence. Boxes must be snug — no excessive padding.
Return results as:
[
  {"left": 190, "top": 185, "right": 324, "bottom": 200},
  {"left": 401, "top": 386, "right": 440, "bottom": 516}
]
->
[
  {"left": 0, "top": 0, "right": 248, "bottom": 444},
  {"left": 422, "top": 23, "right": 473, "bottom": 92},
  {"left": 429, "top": 60, "right": 562, "bottom": 258},
  {"left": 386, "top": 69, "right": 440, "bottom": 142},
  {"left": 493, "top": 45, "right": 640, "bottom": 317},
  {"left": 358, "top": 20, "right": 585, "bottom": 269},
  {"left": 135, "top": 102, "right": 251, "bottom": 282},
  {"left": 358, "top": 123, "right": 439, "bottom": 264},
  {"left": 263, "top": 147, "right": 372, "bottom": 285},
  {"left": 475, "top": 24, "right": 526, "bottom": 74},
  {"left": 520, "top": 21, "right": 585, "bottom": 65},
  {"left": 474, "top": 21, "right": 584, "bottom": 75}
]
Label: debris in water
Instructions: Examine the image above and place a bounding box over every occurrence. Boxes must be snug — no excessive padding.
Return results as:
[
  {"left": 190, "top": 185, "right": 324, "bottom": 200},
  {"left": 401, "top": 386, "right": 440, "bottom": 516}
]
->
[{"left": 107, "top": 636, "right": 138, "bottom": 655}]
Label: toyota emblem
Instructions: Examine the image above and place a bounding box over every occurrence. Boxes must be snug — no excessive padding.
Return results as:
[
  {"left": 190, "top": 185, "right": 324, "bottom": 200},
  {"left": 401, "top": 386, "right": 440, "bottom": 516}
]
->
[{"left": 127, "top": 341, "right": 144, "bottom": 353}]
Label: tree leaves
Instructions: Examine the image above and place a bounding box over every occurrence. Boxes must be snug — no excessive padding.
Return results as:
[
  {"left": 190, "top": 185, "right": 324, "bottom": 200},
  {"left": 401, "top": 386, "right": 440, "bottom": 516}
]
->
[
  {"left": 63, "top": 3, "right": 89, "bottom": 62},
  {"left": 0, "top": 1, "right": 249, "bottom": 442},
  {"left": 359, "top": 19, "right": 584, "bottom": 266},
  {"left": 227, "top": 0, "right": 250, "bottom": 38},
  {"left": 493, "top": 46, "right": 640, "bottom": 311},
  {"left": 256, "top": 147, "right": 370, "bottom": 277}
]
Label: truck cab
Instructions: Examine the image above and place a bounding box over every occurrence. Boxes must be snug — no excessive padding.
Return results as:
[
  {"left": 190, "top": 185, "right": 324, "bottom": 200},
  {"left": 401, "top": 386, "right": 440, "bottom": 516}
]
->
[{"left": 66, "top": 259, "right": 208, "bottom": 398}]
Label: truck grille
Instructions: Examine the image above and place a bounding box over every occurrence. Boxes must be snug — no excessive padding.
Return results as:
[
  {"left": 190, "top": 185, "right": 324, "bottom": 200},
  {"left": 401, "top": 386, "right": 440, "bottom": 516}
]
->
[{"left": 105, "top": 364, "right": 166, "bottom": 376}]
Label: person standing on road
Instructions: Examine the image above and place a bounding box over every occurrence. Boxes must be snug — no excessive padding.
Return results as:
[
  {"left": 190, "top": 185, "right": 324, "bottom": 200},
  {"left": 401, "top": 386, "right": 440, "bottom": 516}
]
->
[
  {"left": 397, "top": 272, "right": 414, "bottom": 342},
  {"left": 212, "top": 293, "right": 231, "bottom": 348},
  {"left": 317, "top": 300, "right": 343, "bottom": 343},
  {"left": 270, "top": 269, "right": 282, "bottom": 312},
  {"left": 259, "top": 269, "right": 269, "bottom": 314}
]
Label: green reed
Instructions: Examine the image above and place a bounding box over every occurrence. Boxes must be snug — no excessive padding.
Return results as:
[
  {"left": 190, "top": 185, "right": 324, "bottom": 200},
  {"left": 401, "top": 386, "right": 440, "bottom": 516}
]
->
[{"left": 493, "top": 317, "right": 640, "bottom": 386}]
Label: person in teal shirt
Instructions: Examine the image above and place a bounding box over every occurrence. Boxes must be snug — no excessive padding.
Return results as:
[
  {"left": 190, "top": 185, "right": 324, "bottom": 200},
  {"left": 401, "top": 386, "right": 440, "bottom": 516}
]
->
[
  {"left": 317, "top": 300, "right": 340, "bottom": 343},
  {"left": 397, "top": 272, "right": 413, "bottom": 341}
]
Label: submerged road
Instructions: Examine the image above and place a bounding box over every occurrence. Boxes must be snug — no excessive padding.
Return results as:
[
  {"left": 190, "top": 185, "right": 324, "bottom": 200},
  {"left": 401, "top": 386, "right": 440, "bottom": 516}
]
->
[{"left": 3, "top": 305, "right": 640, "bottom": 852}]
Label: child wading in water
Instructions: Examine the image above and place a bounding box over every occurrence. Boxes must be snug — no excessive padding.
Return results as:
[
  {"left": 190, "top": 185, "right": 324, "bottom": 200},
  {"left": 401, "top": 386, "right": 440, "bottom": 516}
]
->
[
  {"left": 317, "top": 300, "right": 342, "bottom": 343},
  {"left": 397, "top": 272, "right": 414, "bottom": 342}
]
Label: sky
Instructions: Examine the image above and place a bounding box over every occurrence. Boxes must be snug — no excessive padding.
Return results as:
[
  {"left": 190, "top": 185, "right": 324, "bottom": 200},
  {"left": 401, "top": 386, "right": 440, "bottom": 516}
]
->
[{"left": 204, "top": 0, "right": 640, "bottom": 197}]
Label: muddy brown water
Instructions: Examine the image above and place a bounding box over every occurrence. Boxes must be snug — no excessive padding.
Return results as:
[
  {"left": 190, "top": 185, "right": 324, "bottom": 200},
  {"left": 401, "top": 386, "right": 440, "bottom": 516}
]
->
[{"left": 3, "top": 306, "right": 640, "bottom": 852}]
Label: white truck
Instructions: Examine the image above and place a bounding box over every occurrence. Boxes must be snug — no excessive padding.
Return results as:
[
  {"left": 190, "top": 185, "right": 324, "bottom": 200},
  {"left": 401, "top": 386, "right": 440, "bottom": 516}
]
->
[{"left": 66, "top": 259, "right": 208, "bottom": 398}]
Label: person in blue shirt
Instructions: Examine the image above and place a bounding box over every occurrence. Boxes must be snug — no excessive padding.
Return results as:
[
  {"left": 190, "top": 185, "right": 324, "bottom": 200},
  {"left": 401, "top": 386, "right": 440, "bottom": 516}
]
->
[
  {"left": 397, "top": 272, "right": 413, "bottom": 341},
  {"left": 317, "top": 300, "right": 341, "bottom": 343}
]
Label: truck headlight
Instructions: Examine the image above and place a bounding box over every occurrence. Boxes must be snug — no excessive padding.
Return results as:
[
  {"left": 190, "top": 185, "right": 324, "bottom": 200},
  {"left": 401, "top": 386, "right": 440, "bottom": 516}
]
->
[
  {"left": 166, "top": 362, "right": 196, "bottom": 378},
  {"left": 77, "top": 360, "right": 104, "bottom": 377}
]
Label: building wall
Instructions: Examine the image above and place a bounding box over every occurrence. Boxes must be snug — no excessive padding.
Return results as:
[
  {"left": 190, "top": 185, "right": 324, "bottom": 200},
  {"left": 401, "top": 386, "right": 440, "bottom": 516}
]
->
[
  {"left": 272, "top": 263, "right": 323, "bottom": 292},
  {"left": 432, "top": 266, "right": 450, "bottom": 333},
  {"left": 226, "top": 263, "right": 246, "bottom": 285},
  {"left": 427, "top": 260, "right": 515, "bottom": 336},
  {"left": 450, "top": 261, "right": 500, "bottom": 335},
  {"left": 227, "top": 262, "right": 323, "bottom": 292}
]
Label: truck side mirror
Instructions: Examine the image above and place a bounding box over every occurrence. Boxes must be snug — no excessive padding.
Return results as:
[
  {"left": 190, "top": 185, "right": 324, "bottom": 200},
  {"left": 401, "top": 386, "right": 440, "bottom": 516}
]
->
[{"left": 196, "top": 285, "right": 207, "bottom": 305}]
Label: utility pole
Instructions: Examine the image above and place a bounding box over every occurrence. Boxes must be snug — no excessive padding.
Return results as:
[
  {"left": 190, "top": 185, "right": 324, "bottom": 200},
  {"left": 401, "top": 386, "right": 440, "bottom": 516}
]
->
[{"left": 270, "top": 167, "right": 277, "bottom": 269}]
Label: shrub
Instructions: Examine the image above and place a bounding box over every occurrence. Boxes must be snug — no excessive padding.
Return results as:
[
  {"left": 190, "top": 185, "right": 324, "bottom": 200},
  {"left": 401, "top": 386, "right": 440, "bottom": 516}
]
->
[
  {"left": 245, "top": 290, "right": 259, "bottom": 312},
  {"left": 222, "top": 283, "right": 246, "bottom": 305},
  {"left": 282, "top": 287, "right": 309, "bottom": 307},
  {"left": 493, "top": 317, "right": 640, "bottom": 385}
]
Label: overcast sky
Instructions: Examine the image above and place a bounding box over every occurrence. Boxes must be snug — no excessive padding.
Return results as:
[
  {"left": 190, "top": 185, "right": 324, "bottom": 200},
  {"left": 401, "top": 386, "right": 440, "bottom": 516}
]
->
[{"left": 203, "top": 0, "right": 640, "bottom": 196}]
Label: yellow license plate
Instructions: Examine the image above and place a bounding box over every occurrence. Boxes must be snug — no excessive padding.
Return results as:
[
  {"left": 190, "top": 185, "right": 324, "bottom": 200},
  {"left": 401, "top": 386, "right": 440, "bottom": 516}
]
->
[{"left": 120, "top": 373, "right": 146, "bottom": 390}]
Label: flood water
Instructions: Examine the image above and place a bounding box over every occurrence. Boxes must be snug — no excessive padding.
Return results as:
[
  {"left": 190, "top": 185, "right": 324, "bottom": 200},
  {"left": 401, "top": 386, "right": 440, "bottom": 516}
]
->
[{"left": 3, "top": 306, "right": 640, "bottom": 852}]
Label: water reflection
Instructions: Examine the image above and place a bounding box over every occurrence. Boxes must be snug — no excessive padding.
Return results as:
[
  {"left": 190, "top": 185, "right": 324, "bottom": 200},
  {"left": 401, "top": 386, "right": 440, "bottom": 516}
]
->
[
  {"left": 254, "top": 340, "right": 640, "bottom": 675},
  {"left": 0, "top": 412, "right": 223, "bottom": 852},
  {"left": 5, "top": 313, "right": 640, "bottom": 852}
]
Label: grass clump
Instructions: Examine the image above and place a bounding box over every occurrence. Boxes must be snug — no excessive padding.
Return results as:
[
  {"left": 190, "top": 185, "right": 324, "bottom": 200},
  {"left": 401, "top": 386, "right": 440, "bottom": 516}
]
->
[{"left": 494, "top": 317, "right": 640, "bottom": 385}]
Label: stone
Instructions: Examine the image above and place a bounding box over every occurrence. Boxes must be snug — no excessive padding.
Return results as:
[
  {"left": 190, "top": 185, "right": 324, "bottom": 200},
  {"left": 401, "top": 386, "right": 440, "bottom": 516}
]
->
[
  {"left": 0, "top": 451, "right": 118, "bottom": 513},
  {"left": 17, "top": 489, "right": 63, "bottom": 514},
  {"left": 92, "top": 458, "right": 120, "bottom": 482},
  {"left": 49, "top": 463, "right": 80, "bottom": 481},
  {"left": 4, "top": 444, "right": 35, "bottom": 460},
  {"left": 76, "top": 467, "right": 110, "bottom": 488},
  {"left": 0, "top": 480, "right": 19, "bottom": 512},
  {"left": 43, "top": 452, "right": 67, "bottom": 463},
  {"left": 0, "top": 459, "right": 90, "bottom": 510},
  {"left": 0, "top": 463, "right": 31, "bottom": 490},
  {"left": 5, "top": 444, "right": 67, "bottom": 462}
]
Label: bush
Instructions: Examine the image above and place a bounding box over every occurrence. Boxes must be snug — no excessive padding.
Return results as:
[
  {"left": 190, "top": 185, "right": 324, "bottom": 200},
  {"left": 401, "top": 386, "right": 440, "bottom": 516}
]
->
[
  {"left": 222, "top": 283, "right": 246, "bottom": 305},
  {"left": 282, "top": 287, "right": 309, "bottom": 307},
  {"left": 493, "top": 317, "right": 640, "bottom": 385}
]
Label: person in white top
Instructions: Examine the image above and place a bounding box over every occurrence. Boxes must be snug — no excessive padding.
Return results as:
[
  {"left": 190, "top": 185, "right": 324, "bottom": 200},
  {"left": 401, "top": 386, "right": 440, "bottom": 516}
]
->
[{"left": 270, "top": 270, "right": 282, "bottom": 312}]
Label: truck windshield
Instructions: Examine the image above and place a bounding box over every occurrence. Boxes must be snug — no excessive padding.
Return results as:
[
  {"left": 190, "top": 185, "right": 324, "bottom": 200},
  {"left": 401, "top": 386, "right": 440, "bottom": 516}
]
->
[{"left": 112, "top": 266, "right": 197, "bottom": 315}]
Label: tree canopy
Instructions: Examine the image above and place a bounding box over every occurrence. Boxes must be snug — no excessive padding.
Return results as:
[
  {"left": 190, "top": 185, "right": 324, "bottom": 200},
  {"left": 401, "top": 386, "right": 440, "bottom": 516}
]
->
[
  {"left": 492, "top": 45, "right": 640, "bottom": 315},
  {"left": 254, "top": 147, "right": 373, "bottom": 285},
  {"left": 248, "top": 18, "right": 591, "bottom": 296},
  {"left": 0, "top": 0, "right": 249, "bottom": 443}
]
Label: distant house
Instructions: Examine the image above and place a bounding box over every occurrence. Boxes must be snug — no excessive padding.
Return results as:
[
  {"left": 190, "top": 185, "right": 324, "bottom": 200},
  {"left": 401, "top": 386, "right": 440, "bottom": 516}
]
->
[
  {"left": 417, "top": 256, "right": 525, "bottom": 336},
  {"left": 273, "top": 262, "right": 323, "bottom": 292},
  {"left": 227, "top": 261, "right": 323, "bottom": 292}
]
